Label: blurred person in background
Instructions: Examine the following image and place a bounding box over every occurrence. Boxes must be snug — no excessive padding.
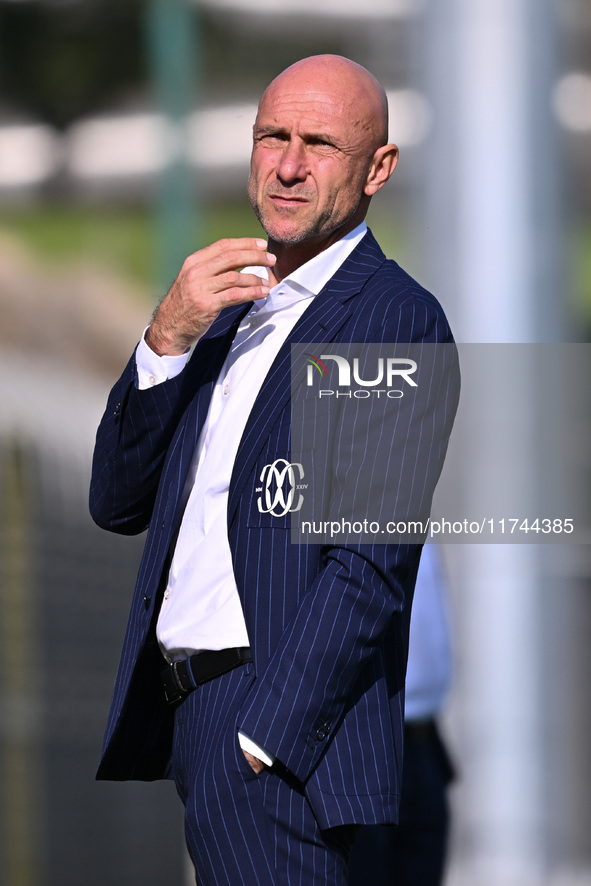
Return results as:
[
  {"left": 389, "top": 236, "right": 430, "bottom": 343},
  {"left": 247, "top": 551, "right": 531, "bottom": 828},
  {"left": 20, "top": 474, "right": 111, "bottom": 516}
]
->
[
  {"left": 89, "top": 55, "right": 458, "bottom": 886},
  {"left": 349, "top": 543, "right": 455, "bottom": 885}
]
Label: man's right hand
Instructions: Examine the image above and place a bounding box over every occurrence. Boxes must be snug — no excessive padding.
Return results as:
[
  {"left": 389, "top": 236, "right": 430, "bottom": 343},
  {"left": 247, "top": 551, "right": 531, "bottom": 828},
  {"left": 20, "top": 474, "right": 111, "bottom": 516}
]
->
[{"left": 145, "top": 238, "right": 276, "bottom": 356}]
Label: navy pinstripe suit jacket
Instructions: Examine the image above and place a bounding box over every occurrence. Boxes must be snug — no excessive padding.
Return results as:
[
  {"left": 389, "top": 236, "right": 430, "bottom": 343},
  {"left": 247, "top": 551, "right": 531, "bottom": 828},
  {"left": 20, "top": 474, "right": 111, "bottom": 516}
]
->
[{"left": 89, "top": 230, "right": 459, "bottom": 829}]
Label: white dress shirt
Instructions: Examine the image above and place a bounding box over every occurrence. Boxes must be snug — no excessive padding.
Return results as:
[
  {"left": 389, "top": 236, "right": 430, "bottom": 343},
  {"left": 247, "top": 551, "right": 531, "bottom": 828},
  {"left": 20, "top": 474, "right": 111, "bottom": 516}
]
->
[
  {"left": 404, "top": 544, "right": 453, "bottom": 721},
  {"left": 136, "top": 222, "right": 368, "bottom": 667}
]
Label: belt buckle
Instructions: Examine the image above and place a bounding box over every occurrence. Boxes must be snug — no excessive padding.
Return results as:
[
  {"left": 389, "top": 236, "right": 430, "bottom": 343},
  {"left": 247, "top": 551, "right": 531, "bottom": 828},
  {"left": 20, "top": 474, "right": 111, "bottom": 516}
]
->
[{"left": 161, "top": 661, "right": 186, "bottom": 705}]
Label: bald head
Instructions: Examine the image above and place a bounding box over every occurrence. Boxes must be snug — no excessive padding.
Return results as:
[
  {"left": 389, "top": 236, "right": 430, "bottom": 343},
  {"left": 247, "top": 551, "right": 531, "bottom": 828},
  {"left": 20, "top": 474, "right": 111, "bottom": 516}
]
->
[
  {"left": 248, "top": 54, "right": 398, "bottom": 270},
  {"left": 260, "top": 55, "right": 389, "bottom": 152}
]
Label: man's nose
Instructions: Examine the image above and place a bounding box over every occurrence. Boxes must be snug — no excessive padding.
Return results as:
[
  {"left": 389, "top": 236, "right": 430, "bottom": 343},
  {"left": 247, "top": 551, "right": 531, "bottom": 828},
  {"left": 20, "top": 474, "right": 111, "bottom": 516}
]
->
[{"left": 276, "top": 141, "right": 307, "bottom": 184}]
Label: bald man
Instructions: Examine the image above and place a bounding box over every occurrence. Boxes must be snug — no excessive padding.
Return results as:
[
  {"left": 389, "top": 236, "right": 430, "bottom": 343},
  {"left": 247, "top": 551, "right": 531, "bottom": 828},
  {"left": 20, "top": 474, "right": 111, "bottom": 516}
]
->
[{"left": 90, "top": 56, "right": 458, "bottom": 886}]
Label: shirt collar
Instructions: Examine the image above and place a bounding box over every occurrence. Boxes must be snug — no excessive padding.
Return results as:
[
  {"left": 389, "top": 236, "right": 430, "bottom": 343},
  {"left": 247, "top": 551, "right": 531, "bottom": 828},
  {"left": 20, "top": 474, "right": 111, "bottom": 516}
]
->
[
  {"left": 286, "top": 221, "right": 367, "bottom": 295},
  {"left": 243, "top": 221, "right": 367, "bottom": 300}
]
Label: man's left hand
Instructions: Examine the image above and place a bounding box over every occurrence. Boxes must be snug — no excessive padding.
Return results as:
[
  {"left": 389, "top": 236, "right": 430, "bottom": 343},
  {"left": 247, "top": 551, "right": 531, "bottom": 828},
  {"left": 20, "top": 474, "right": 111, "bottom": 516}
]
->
[{"left": 242, "top": 750, "right": 266, "bottom": 774}]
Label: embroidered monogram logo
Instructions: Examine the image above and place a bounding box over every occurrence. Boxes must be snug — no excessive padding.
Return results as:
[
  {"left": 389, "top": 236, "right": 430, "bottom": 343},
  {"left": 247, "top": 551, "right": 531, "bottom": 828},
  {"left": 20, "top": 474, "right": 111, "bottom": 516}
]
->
[{"left": 256, "top": 459, "right": 306, "bottom": 517}]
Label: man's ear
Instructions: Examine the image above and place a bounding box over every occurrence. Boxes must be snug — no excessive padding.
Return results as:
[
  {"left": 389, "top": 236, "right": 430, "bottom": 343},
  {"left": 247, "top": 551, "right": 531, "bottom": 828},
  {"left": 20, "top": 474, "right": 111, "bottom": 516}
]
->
[{"left": 364, "top": 144, "right": 399, "bottom": 196}]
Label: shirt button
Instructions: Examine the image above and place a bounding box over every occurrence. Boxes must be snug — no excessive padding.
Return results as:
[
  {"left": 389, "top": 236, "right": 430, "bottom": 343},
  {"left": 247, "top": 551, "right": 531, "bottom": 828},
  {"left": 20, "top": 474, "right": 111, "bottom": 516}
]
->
[
  {"left": 148, "top": 374, "right": 157, "bottom": 386},
  {"left": 223, "top": 383, "right": 230, "bottom": 396},
  {"left": 164, "top": 589, "right": 171, "bottom": 600}
]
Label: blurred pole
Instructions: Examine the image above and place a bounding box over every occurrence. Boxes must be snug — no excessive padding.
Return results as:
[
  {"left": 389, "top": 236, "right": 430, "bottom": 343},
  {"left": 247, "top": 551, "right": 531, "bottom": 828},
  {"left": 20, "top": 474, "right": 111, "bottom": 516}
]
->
[
  {"left": 146, "top": 0, "right": 201, "bottom": 297},
  {"left": 419, "top": 0, "right": 563, "bottom": 342},
  {"left": 417, "top": 1, "right": 563, "bottom": 884}
]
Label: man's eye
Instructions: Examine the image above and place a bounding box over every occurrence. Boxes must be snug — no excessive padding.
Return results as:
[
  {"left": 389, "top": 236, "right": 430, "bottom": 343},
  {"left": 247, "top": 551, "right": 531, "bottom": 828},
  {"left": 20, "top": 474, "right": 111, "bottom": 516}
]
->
[{"left": 261, "top": 133, "right": 288, "bottom": 143}]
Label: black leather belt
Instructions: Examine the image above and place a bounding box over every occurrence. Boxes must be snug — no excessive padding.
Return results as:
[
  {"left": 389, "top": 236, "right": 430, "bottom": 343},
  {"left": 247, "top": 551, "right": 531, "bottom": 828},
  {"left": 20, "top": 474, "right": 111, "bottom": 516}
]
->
[
  {"left": 161, "top": 647, "right": 253, "bottom": 705},
  {"left": 404, "top": 718, "right": 437, "bottom": 741}
]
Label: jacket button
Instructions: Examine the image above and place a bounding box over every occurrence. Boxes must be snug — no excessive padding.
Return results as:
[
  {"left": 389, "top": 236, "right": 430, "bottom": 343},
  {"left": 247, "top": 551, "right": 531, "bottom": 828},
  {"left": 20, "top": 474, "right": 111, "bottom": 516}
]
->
[
  {"left": 313, "top": 721, "right": 331, "bottom": 742},
  {"left": 143, "top": 596, "right": 151, "bottom": 610}
]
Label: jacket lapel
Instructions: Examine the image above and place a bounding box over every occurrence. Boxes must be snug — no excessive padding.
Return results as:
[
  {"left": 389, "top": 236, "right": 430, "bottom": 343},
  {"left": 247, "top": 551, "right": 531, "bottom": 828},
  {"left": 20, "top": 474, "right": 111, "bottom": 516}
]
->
[
  {"left": 227, "top": 231, "right": 386, "bottom": 525},
  {"left": 171, "top": 303, "right": 250, "bottom": 484}
]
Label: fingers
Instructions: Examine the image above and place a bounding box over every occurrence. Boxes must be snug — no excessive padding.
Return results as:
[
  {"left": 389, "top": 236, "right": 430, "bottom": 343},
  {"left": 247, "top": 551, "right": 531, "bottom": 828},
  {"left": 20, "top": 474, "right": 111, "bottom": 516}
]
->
[
  {"left": 209, "top": 270, "right": 270, "bottom": 298},
  {"left": 186, "top": 237, "right": 276, "bottom": 277},
  {"left": 242, "top": 749, "right": 265, "bottom": 774},
  {"left": 146, "top": 237, "right": 277, "bottom": 356},
  {"left": 181, "top": 237, "right": 276, "bottom": 302}
]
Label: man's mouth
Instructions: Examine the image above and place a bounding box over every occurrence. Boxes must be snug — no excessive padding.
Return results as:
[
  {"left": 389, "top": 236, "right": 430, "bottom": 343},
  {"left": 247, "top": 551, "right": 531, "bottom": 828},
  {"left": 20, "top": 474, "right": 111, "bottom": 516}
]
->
[{"left": 267, "top": 192, "right": 310, "bottom": 207}]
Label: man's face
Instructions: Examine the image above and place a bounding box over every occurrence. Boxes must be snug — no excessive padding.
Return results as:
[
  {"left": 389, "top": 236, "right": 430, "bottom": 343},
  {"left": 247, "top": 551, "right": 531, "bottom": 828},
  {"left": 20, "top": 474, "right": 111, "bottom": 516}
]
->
[{"left": 248, "top": 76, "right": 377, "bottom": 247}]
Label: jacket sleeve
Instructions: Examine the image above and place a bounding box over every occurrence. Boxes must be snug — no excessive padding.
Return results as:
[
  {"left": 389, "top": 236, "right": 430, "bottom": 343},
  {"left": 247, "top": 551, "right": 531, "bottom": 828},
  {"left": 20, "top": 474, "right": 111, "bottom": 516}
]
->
[
  {"left": 89, "top": 306, "right": 245, "bottom": 535},
  {"left": 89, "top": 349, "right": 190, "bottom": 535},
  {"left": 238, "top": 541, "right": 419, "bottom": 782}
]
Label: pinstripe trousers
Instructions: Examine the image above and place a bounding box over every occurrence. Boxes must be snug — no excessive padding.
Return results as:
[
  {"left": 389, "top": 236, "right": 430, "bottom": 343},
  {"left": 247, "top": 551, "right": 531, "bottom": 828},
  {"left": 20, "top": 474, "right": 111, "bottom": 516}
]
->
[{"left": 170, "top": 663, "right": 355, "bottom": 886}]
